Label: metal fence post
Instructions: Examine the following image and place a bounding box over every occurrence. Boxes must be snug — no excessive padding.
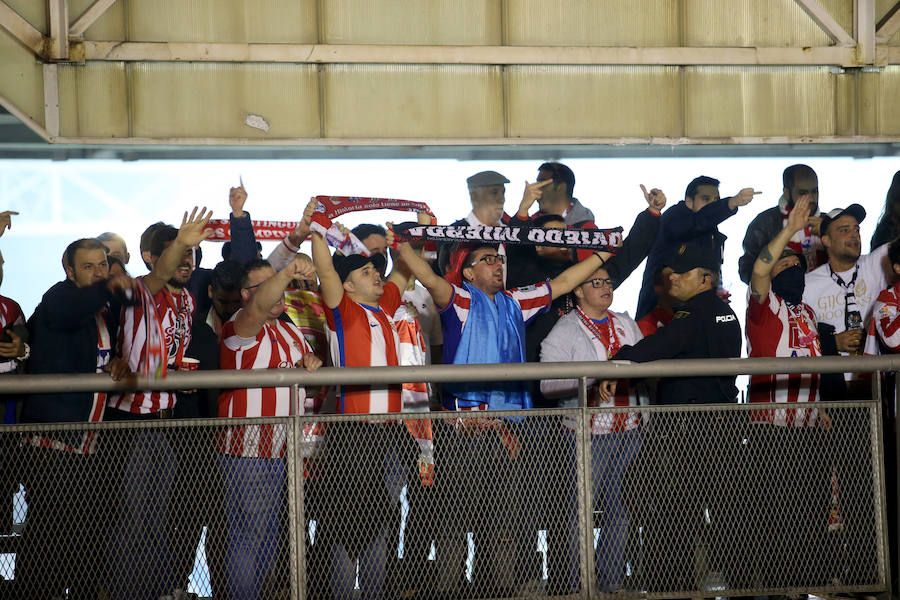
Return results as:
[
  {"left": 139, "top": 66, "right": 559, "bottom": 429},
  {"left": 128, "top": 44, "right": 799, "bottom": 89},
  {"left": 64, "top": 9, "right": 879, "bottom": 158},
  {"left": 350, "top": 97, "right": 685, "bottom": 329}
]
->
[
  {"left": 578, "top": 376, "right": 589, "bottom": 409},
  {"left": 288, "top": 385, "right": 305, "bottom": 600},
  {"left": 574, "top": 403, "right": 595, "bottom": 598}
]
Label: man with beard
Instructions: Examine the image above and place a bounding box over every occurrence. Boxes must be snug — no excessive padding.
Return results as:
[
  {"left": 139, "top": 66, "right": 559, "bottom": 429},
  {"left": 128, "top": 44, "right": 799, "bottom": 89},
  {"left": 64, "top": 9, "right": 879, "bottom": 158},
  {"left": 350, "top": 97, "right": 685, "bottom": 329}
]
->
[
  {"left": 802, "top": 204, "right": 892, "bottom": 389},
  {"left": 635, "top": 176, "right": 757, "bottom": 320},
  {"left": 104, "top": 208, "right": 213, "bottom": 600},
  {"left": 801, "top": 204, "right": 887, "bottom": 585},
  {"left": 17, "top": 238, "right": 133, "bottom": 600},
  {"left": 745, "top": 194, "right": 834, "bottom": 588},
  {"left": 739, "top": 164, "right": 826, "bottom": 284},
  {"left": 394, "top": 239, "right": 612, "bottom": 596}
]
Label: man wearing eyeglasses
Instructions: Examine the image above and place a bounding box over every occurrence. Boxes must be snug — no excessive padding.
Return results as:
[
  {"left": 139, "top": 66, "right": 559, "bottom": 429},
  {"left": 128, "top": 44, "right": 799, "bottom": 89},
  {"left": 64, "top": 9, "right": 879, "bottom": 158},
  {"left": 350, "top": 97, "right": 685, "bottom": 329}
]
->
[
  {"left": 539, "top": 266, "right": 646, "bottom": 594},
  {"left": 395, "top": 239, "right": 612, "bottom": 595}
]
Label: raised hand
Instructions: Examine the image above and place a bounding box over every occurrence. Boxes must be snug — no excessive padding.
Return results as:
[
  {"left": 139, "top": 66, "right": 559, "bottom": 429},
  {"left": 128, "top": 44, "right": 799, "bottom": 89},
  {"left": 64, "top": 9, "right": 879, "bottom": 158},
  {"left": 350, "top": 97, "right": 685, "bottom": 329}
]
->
[
  {"left": 177, "top": 206, "right": 214, "bottom": 247},
  {"left": 518, "top": 179, "right": 554, "bottom": 216},
  {"left": 298, "top": 352, "right": 323, "bottom": 372},
  {"left": 640, "top": 184, "right": 667, "bottom": 214},
  {"left": 229, "top": 177, "right": 248, "bottom": 218},
  {"left": 0, "top": 211, "right": 19, "bottom": 238},
  {"left": 729, "top": 187, "right": 760, "bottom": 209},
  {"left": 287, "top": 253, "right": 315, "bottom": 281},
  {"left": 787, "top": 194, "right": 812, "bottom": 233}
]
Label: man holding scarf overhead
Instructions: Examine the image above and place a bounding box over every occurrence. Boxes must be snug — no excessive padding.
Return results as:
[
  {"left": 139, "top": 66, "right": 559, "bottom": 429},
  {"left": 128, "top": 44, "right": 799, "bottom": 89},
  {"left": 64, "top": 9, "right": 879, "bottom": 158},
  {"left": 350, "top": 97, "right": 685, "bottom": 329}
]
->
[{"left": 394, "top": 238, "right": 612, "bottom": 596}]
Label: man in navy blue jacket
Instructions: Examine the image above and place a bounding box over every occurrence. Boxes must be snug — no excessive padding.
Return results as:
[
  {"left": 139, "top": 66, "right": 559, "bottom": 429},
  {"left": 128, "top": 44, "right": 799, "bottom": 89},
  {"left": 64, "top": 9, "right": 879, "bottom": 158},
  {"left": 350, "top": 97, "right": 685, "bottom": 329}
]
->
[
  {"left": 635, "top": 176, "right": 757, "bottom": 320},
  {"left": 18, "top": 238, "right": 133, "bottom": 599}
]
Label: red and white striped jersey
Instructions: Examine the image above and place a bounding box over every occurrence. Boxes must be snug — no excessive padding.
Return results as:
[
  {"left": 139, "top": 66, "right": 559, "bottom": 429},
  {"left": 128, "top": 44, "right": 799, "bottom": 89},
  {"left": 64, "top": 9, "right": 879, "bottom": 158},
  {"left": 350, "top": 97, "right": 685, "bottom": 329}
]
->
[
  {"left": 872, "top": 283, "right": 900, "bottom": 353},
  {"left": 394, "top": 303, "right": 430, "bottom": 412},
  {"left": 218, "top": 311, "right": 313, "bottom": 458},
  {"left": 109, "top": 281, "right": 196, "bottom": 414},
  {"left": 442, "top": 282, "right": 550, "bottom": 334},
  {"left": 324, "top": 282, "right": 403, "bottom": 414},
  {"left": 25, "top": 313, "right": 111, "bottom": 454},
  {"left": 746, "top": 290, "right": 821, "bottom": 427},
  {"left": 0, "top": 295, "right": 24, "bottom": 375}
]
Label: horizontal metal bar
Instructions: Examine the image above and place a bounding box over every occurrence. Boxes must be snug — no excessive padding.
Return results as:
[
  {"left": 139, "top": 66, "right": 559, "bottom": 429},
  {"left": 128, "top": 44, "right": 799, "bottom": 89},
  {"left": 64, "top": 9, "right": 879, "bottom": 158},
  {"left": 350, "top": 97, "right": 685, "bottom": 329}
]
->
[
  {"left": 79, "top": 41, "right": 863, "bottom": 66},
  {"left": 3, "top": 355, "right": 900, "bottom": 395},
  {"left": 42, "top": 134, "right": 900, "bottom": 148}
]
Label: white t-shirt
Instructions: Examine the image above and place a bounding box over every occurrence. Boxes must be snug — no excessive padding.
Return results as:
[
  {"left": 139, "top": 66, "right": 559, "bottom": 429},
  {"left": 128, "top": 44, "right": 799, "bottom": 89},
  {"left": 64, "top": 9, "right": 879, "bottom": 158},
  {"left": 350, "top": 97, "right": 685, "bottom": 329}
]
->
[{"left": 802, "top": 243, "right": 891, "bottom": 337}]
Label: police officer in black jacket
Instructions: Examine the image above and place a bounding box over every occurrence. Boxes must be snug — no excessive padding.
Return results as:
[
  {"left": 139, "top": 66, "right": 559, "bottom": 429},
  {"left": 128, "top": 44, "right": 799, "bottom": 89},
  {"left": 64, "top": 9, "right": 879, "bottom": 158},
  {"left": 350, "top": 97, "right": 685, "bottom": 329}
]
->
[
  {"left": 613, "top": 239, "right": 741, "bottom": 403},
  {"left": 610, "top": 239, "right": 743, "bottom": 594}
]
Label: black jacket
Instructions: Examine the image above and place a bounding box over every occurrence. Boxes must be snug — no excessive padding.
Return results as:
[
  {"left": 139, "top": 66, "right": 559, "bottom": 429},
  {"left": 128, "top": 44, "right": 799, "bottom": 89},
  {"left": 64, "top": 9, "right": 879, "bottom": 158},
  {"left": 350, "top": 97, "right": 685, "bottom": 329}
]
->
[
  {"left": 23, "top": 279, "right": 119, "bottom": 423},
  {"left": 614, "top": 288, "right": 741, "bottom": 405},
  {"left": 636, "top": 199, "right": 734, "bottom": 320},
  {"left": 506, "top": 209, "right": 661, "bottom": 408}
]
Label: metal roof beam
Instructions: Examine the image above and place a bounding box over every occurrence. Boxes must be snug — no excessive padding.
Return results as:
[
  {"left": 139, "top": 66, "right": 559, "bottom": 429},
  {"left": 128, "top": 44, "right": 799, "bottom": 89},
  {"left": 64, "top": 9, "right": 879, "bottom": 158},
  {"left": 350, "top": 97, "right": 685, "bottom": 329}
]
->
[
  {"left": 69, "top": 0, "right": 117, "bottom": 38},
  {"left": 80, "top": 41, "right": 862, "bottom": 67},
  {"left": 0, "top": 1, "right": 45, "bottom": 55},
  {"left": 855, "top": 0, "right": 876, "bottom": 64},
  {"left": 47, "top": 0, "right": 68, "bottom": 60},
  {"left": 876, "top": 0, "right": 900, "bottom": 43},
  {"left": 795, "top": 0, "right": 857, "bottom": 46}
]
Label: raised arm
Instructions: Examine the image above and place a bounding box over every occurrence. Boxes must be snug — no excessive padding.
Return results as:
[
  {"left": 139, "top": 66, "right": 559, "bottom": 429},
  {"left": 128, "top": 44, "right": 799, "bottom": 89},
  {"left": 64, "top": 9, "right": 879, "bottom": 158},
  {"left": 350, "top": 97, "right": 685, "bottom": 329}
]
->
[
  {"left": 750, "top": 195, "right": 810, "bottom": 303},
  {"left": 311, "top": 230, "right": 345, "bottom": 309},
  {"left": 228, "top": 178, "right": 259, "bottom": 263},
  {"left": 547, "top": 251, "right": 611, "bottom": 300},
  {"left": 233, "top": 254, "right": 314, "bottom": 338},
  {"left": 395, "top": 241, "right": 453, "bottom": 309},
  {"left": 515, "top": 179, "right": 554, "bottom": 219},
  {"left": 663, "top": 188, "right": 756, "bottom": 242},
  {"left": 146, "top": 207, "right": 212, "bottom": 295},
  {"left": 605, "top": 185, "right": 666, "bottom": 288}
]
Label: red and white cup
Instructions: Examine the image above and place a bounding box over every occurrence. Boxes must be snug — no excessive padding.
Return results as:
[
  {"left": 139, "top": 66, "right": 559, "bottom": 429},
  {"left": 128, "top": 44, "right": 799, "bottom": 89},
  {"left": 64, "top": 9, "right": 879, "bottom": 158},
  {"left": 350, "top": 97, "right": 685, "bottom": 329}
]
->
[{"left": 180, "top": 357, "right": 200, "bottom": 371}]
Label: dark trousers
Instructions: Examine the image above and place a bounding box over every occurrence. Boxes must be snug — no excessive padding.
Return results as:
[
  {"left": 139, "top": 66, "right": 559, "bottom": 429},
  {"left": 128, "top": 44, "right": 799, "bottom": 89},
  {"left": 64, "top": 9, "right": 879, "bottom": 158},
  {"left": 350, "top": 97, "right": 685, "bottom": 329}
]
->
[{"left": 16, "top": 446, "right": 109, "bottom": 600}]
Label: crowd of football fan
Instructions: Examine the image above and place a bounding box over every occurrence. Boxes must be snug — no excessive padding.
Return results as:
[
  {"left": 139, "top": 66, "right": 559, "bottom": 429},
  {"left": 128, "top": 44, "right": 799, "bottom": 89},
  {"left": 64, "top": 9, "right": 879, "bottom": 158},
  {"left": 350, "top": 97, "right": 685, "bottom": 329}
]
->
[{"left": 1, "top": 162, "right": 899, "bottom": 599}]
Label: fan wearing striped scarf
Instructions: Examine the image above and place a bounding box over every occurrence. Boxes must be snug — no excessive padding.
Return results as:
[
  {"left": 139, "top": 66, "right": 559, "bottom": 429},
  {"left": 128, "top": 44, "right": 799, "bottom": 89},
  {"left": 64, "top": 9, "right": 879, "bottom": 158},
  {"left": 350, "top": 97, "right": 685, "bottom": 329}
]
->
[{"left": 103, "top": 207, "right": 213, "bottom": 600}]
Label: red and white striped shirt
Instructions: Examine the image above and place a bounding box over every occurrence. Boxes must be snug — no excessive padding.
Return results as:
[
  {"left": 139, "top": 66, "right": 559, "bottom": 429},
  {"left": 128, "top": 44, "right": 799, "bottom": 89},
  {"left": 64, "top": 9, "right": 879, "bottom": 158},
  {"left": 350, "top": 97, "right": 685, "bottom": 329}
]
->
[
  {"left": 218, "top": 312, "right": 313, "bottom": 458},
  {"left": 440, "top": 282, "right": 551, "bottom": 411},
  {"left": 872, "top": 282, "right": 900, "bottom": 353},
  {"left": 325, "top": 282, "right": 403, "bottom": 414},
  {"left": 394, "top": 303, "right": 430, "bottom": 412},
  {"left": 109, "top": 281, "right": 195, "bottom": 414},
  {"left": 746, "top": 290, "right": 821, "bottom": 427}
]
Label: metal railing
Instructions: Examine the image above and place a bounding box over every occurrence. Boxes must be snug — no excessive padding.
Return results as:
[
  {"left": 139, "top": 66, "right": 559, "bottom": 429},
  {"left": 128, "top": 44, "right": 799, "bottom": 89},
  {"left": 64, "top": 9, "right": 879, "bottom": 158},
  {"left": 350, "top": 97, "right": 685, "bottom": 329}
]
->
[{"left": 0, "top": 356, "right": 892, "bottom": 600}]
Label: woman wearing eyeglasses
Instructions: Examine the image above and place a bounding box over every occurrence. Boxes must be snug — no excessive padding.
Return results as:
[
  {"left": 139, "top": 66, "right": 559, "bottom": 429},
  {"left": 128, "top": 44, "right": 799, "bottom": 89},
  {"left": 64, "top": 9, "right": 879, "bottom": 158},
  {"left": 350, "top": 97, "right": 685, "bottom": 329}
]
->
[{"left": 539, "top": 266, "right": 646, "bottom": 594}]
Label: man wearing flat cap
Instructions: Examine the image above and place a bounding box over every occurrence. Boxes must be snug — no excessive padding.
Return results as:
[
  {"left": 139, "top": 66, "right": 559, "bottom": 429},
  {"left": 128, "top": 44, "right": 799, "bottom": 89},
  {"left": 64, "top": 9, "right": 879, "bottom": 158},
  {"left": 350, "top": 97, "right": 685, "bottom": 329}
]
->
[
  {"left": 437, "top": 171, "right": 512, "bottom": 276},
  {"left": 608, "top": 238, "right": 741, "bottom": 593}
]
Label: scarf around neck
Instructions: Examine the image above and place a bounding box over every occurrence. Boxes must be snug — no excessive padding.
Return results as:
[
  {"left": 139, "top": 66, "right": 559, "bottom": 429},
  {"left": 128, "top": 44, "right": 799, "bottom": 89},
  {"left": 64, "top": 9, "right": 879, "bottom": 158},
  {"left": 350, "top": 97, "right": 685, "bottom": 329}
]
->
[{"left": 446, "top": 282, "right": 530, "bottom": 410}]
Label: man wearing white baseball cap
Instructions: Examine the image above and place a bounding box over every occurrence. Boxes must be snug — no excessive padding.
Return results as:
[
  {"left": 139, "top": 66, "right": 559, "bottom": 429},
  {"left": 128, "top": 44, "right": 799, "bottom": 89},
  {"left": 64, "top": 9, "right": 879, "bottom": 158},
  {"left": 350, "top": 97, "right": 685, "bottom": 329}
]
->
[{"left": 802, "top": 204, "right": 893, "bottom": 390}]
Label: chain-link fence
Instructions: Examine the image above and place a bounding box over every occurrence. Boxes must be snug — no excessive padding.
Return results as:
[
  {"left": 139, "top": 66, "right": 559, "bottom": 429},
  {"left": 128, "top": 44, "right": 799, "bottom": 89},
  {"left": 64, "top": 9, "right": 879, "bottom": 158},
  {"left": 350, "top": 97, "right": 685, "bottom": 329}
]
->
[{"left": 0, "top": 401, "right": 885, "bottom": 600}]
